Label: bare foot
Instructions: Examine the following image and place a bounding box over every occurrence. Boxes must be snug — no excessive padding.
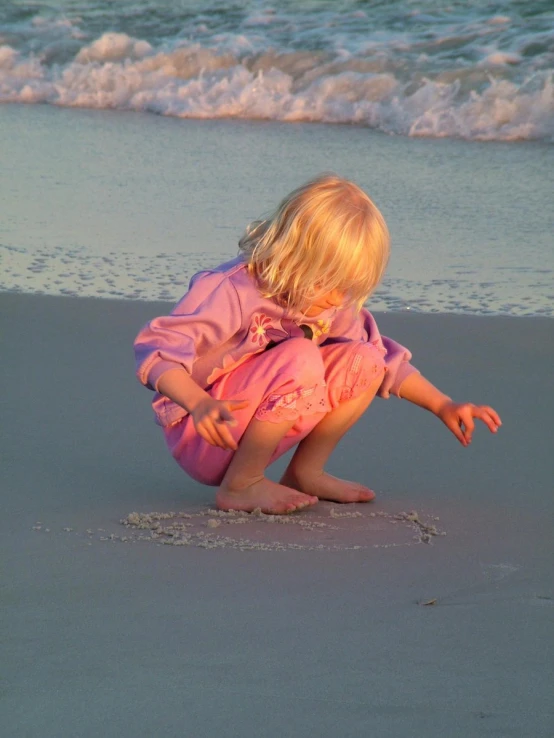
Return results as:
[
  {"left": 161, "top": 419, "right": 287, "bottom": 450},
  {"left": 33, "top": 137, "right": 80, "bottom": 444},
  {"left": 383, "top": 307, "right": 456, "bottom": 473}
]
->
[
  {"left": 216, "top": 476, "right": 318, "bottom": 515},
  {"left": 280, "top": 469, "right": 375, "bottom": 503}
]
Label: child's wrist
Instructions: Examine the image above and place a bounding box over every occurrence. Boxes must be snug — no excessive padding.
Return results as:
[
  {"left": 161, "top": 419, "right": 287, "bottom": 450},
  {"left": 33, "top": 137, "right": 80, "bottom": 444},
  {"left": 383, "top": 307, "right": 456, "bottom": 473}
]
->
[
  {"left": 433, "top": 396, "right": 453, "bottom": 416},
  {"left": 185, "top": 391, "right": 211, "bottom": 415}
]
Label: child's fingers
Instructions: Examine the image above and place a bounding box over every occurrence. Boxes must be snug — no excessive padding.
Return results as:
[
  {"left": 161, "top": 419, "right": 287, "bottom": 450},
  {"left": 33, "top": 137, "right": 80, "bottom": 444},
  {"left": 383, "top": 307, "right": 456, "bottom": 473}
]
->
[
  {"left": 446, "top": 408, "right": 474, "bottom": 446},
  {"left": 475, "top": 406, "right": 502, "bottom": 433},
  {"left": 216, "top": 423, "right": 238, "bottom": 451},
  {"left": 485, "top": 406, "right": 502, "bottom": 426},
  {"left": 459, "top": 407, "right": 476, "bottom": 443},
  {"left": 218, "top": 400, "right": 249, "bottom": 429},
  {"left": 208, "top": 412, "right": 238, "bottom": 450},
  {"left": 443, "top": 403, "right": 501, "bottom": 446},
  {"left": 208, "top": 417, "right": 237, "bottom": 450},
  {"left": 445, "top": 416, "right": 468, "bottom": 446},
  {"left": 226, "top": 400, "right": 250, "bottom": 412},
  {"left": 207, "top": 424, "right": 236, "bottom": 450},
  {"left": 196, "top": 412, "right": 233, "bottom": 450},
  {"left": 462, "top": 417, "right": 475, "bottom": 444},
  {"left": 194, "top": 401, "right": 244, "bottom": 450},
  {"left": 482, "top": 406, "right": 502, "bottom": 429},
  {"left": 197, "top": 422, "right": 221, "bottom": 448}
]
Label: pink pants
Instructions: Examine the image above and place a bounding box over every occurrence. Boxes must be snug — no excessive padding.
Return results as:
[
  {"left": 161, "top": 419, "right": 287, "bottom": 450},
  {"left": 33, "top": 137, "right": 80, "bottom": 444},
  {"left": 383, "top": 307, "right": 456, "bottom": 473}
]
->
[{"left": 164, "top": 337, "right": 385, "bottom": 486}]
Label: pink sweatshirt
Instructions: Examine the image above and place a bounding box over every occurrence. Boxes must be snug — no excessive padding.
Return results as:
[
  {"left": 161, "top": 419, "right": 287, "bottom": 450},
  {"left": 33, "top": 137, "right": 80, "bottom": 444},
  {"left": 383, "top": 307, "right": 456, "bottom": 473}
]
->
[{"left": 134, "top": 257, "right": 419, "bottom": 427}]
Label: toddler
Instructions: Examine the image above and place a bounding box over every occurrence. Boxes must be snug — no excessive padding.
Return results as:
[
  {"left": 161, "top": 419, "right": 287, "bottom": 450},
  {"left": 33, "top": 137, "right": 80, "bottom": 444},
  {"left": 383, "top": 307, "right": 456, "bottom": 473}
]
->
[{"left": 134, "top": 175, "right": 501, "bottom": 514}]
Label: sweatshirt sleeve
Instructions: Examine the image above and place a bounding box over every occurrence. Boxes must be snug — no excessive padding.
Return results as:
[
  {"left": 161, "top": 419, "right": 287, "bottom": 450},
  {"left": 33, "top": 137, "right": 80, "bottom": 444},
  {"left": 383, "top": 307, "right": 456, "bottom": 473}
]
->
[
  {"left": 324, "top": 306, "right": 419, "bottom": 398},
  {"left": 134, "top": 272, "right": 243, "bottom": 391}
]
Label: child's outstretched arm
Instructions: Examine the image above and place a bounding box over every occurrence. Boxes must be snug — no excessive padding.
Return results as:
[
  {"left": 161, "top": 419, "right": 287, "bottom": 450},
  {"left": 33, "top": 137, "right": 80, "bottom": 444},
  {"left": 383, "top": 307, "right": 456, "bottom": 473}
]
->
[
  {"left": 397, "top": 372, "right": 502, "bottom": 447},
  {"left": 157, "top": 367, "right": 249, "bottom": 452}
]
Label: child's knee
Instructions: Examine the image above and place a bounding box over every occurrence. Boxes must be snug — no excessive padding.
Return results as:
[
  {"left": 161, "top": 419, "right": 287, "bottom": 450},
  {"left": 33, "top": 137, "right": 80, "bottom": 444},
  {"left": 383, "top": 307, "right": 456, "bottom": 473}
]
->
[
  {"left": 355, "top": 341, "right": 387, "bottom": 380},
  {"left": 329, "top": 341, "right": 386, "bottom": 405}
]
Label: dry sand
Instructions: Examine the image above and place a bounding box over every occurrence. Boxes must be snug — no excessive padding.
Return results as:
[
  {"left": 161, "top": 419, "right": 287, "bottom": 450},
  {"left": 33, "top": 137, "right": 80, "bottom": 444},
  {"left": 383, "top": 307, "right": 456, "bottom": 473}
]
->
[{"left": 2, "top": 292, "right": 554, "bottom": 737}]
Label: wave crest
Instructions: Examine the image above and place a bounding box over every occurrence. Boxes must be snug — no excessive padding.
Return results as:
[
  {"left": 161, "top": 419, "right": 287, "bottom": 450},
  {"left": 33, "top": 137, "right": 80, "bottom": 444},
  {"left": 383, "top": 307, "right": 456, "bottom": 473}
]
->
[{"left": 0, "top": 33, "right": 552, "bottom": 142}]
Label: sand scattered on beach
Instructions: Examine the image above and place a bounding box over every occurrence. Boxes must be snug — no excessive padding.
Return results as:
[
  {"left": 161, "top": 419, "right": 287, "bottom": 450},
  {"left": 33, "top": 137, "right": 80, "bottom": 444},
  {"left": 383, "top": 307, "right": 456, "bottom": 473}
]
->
[{"left": 30, "top": 505, "right": 445, "bottom": 552}]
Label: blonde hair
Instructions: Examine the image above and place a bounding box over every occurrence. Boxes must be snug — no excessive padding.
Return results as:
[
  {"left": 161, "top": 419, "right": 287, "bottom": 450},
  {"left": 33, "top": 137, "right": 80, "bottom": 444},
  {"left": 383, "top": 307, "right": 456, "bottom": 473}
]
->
[{"left": 238, "top": 174, "right": 390, "bottom": 312}]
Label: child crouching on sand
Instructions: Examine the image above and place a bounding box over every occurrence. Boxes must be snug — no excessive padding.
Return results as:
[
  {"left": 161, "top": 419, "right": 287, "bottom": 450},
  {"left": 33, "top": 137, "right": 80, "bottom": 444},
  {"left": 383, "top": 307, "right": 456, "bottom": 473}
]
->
[{"left": 134, "top": 174, "right": 501, "bottom": 514}]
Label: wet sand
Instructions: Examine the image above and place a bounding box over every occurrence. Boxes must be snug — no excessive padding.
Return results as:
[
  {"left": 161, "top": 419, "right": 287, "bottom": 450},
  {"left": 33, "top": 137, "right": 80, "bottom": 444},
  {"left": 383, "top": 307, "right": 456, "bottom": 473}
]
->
[
  {"left": 2, "top": 292, "right": 553, "bottom": 737},
  {"left": 2, "top": 103, "right": 553, "bottom": 316}
]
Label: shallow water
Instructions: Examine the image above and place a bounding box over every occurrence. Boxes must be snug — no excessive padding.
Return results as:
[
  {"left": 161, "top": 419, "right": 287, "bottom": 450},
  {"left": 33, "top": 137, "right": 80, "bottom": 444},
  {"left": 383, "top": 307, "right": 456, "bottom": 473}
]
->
[{"left": 1, "top": 104, "right": 552, "bottom": 316}]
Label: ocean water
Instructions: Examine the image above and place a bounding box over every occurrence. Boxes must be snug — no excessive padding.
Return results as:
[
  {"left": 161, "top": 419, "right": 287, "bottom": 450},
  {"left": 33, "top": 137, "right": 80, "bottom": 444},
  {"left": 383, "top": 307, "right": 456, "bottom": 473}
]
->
[
  {"left": 1, "top": 0, "right": 553, "bottom": 142},
  {"left": 1, "top": 1, "right": 553, "bottom": 316}
]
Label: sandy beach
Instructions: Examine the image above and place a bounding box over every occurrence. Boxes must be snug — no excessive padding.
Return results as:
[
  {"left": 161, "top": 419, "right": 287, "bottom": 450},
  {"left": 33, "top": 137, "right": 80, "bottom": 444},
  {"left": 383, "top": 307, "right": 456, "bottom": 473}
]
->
[{"left": 3, "top": 291, "right": 553, "bottom": 737}]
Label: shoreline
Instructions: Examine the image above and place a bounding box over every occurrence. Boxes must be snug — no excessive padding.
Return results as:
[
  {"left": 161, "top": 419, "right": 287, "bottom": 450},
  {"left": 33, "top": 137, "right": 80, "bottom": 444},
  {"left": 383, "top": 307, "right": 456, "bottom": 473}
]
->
[
  {"left": 2, "top": 103, "right": 553, "bottom": 317},
  {"left": 3, "top": 285, "right": 554, "bottom": 319}
]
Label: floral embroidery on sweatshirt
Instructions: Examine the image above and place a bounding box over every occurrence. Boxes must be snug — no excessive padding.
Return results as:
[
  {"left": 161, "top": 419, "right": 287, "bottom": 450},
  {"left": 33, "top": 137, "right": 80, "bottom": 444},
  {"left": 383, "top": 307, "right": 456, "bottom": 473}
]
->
[{"left": 250, "top": 313, "right": 274, "bottom": 346}]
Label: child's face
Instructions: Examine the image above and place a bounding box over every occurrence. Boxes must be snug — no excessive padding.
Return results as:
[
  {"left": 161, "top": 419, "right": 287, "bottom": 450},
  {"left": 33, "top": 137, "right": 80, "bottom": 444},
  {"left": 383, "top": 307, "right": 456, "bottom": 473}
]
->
[{"left": 304, "top": 289, "right": 345, "bottom": 317}]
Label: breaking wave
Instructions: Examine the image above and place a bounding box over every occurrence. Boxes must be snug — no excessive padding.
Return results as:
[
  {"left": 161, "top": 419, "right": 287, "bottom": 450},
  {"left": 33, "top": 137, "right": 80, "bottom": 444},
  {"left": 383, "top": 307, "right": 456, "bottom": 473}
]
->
[{"left": 1, "top": 0, "right": 553, "bottom": 142}]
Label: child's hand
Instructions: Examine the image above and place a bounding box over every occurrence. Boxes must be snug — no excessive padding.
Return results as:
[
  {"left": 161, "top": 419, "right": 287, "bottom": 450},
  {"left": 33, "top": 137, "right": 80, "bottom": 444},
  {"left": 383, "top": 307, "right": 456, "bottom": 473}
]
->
[
  {"left": 437, "top": 401, "right": 502, "bottom": 447},
  {"left": 190, "top": 398, "right": 249, "bottom": 451}
]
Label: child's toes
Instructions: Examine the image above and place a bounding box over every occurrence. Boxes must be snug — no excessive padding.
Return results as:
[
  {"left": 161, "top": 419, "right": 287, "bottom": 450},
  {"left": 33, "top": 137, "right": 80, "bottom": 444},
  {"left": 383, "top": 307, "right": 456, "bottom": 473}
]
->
[{"left": 358, "top": 487, "right": 376, "bottom": 502}]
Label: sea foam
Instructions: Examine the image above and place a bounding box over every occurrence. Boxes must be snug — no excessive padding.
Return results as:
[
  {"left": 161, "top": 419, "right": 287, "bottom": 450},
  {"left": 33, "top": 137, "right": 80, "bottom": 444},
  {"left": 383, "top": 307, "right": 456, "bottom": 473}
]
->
[
  {"left": 2, "top": 244, "right": 552, "bottom": 318},
  {"left": 0, "top": 0, "right": 553, "bottom": 143}
]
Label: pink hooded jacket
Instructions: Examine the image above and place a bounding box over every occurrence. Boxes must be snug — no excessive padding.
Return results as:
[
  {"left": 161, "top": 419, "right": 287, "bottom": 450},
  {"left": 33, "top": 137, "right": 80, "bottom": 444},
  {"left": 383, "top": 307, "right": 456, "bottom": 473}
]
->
[{"left": 134, "top": 257, "right": 418, "bottom": 426}]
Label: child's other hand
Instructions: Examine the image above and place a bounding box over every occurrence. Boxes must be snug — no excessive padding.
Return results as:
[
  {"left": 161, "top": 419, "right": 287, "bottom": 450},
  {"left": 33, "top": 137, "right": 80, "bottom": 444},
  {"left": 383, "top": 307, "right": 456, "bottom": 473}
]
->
[
  {"left": 191, "top": 398, "right": 249, "bottom": 451},
  {"left": 437, "top": 401, "right": 502, "bottom": 447}
]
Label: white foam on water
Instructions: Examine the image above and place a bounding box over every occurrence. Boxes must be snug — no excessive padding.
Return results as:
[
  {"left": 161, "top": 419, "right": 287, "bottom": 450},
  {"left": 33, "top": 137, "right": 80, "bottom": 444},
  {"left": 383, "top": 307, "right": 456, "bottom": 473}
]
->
[
  {"left": 0, "top": 244, "right": 229, "bottom": 302},
  {"left": 1, "top": 0, "right": 553, "bottom": 143},
  {"left": 2, "top": 244, "right": 552, "bottom": 317},
  {"left": 0, "top": 39, "right": 551, "bottom": 142}
]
